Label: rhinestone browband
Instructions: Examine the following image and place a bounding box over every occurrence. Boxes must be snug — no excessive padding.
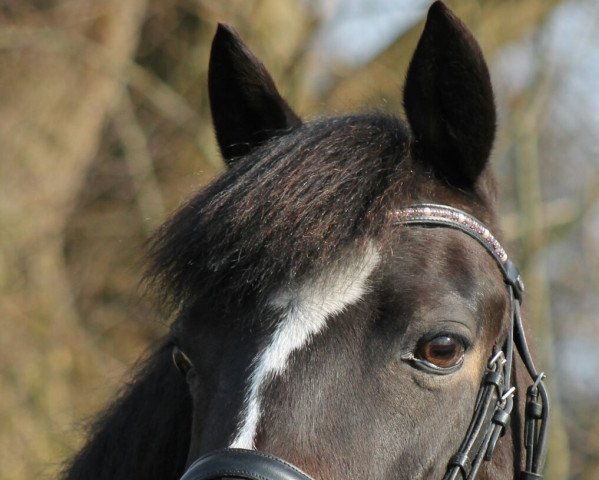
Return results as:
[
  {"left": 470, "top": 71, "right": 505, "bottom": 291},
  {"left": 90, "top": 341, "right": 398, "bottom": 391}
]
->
[{"left": 393, "top": 204, "right": 508, "bottom": 264}]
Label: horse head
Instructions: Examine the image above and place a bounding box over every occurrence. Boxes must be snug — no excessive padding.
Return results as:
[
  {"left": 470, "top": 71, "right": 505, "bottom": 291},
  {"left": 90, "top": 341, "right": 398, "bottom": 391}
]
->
[{"left": 63, "top": 3, "right": 548, "bottom": 480}]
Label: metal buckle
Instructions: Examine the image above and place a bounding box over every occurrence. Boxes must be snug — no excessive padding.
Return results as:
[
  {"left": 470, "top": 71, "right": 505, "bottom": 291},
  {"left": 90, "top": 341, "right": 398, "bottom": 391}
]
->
[
  {"left": 488, "top": 351, "right": 506, "bottom": 369},
  {"left": 499, "top": 387, "right": 516, "bottom": 407}
]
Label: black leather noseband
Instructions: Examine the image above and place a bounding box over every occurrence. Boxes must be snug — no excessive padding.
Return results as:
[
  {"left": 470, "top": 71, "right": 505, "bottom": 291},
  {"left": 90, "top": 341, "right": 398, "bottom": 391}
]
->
[
  {"left": 180, "top": 449, "right": 314, "bottom": 480},
  {"left": 178, "top": 204, "right": 550, "bottom": 480}
]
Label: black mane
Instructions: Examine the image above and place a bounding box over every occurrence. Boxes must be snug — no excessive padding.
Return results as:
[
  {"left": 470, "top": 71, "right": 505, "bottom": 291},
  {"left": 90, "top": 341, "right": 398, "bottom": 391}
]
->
[
  {"left": 62, "top": 341, "right": 192, "bottom": 480},
  {"left": 147, "top": 114, "right": 411, "bottom": 311}
]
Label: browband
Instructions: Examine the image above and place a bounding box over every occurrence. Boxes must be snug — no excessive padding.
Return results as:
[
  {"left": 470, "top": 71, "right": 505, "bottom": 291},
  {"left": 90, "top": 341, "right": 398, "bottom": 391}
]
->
[{"left": 393, "top": 204, "right": 524, "bottom": 300}]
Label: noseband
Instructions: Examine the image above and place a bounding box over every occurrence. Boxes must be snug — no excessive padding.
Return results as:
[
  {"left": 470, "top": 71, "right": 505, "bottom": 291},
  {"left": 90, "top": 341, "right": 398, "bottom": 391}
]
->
[{"left": 179, "top": 204, "right": 550, "bottom": 480}]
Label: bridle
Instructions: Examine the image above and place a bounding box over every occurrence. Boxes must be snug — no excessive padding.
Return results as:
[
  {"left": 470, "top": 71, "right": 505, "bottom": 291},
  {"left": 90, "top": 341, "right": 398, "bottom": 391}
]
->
[
  {"left": 395, "top": 205, "right": 550, "bottom": 480},
  {"left": 179, "top": 204, "right": 550, "bottom": 480}
]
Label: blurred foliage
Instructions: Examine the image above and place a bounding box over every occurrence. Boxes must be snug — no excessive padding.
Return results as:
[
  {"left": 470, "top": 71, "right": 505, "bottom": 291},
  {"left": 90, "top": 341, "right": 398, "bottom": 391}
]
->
[{"left": 0, "top": 1, "right": 597, "bottom": 479}]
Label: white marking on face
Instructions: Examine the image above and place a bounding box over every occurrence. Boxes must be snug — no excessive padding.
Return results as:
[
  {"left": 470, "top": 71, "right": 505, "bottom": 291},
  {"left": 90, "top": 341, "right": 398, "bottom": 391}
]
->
[{"left": 229, "top": 245, "right": 380, "bottom": 449}]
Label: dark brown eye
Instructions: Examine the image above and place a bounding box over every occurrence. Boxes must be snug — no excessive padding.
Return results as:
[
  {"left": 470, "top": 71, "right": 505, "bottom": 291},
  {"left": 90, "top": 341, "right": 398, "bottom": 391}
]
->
[
  {"left": 172, "top": 346, "right": 193, "bottom": 376},
  {"left": 417, "top": 336, "right": 465, "bottom": 369}
]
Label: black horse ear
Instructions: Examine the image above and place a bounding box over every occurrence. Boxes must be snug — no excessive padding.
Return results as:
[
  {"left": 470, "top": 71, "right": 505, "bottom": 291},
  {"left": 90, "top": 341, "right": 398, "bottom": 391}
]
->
[
  {"left": 403, "top": 1, "right": 496, "bottom": 187},
  {"left": 208, "top": 24, "right": 302, "bottom": 166}
]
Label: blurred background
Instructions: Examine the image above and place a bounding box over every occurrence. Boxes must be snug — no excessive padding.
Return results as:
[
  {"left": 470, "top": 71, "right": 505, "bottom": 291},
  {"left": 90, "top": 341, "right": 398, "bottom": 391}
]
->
[{"left": 0, "top": 0, "right": 597, "bottom": 479}]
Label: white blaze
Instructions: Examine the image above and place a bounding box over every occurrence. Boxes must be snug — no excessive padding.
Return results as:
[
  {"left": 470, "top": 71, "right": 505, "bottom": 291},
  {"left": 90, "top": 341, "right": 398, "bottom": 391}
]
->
[{"left": 229, "top": 245, "right": 380, "bottom": 449}]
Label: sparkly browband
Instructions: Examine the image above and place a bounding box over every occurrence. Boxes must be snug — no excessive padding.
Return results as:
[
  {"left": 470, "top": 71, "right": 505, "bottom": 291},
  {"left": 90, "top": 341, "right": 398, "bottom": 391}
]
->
[
  {"left": 393, "top": 204, "right": 507, "bottom": 263},
  {"left": 393, "top": 204, "right": 523, "bottom": 301}
]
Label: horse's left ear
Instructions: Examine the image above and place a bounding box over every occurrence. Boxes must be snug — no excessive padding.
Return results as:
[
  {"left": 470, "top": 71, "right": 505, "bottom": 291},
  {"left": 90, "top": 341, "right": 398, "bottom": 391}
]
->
[
  {"left": 209, "top": 24, "right": 302, "bottom": 166},
  {"left": 403, "top": 1, "right": 496, "bottom": 187}
]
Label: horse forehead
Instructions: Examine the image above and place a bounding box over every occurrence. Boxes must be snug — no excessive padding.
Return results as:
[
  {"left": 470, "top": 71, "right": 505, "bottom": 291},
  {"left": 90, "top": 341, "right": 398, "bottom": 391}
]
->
[
  {"left": 229, "top": 245, "right": 381, "bottom": 449},
  {"left": 377, "top": 226, "right": 503, "bottom": 310},
  {"left": 270, "top": 244, "right": 381, "bottom": 313},
  {"left": 389, "top": 226, "right": 498, "bottom": 276}
]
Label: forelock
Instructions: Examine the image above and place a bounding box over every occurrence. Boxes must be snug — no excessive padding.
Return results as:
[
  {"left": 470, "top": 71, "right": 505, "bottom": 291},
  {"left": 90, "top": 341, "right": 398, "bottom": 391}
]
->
[{"left": 146, "top": 114, "right": 411, "bottom": 312}]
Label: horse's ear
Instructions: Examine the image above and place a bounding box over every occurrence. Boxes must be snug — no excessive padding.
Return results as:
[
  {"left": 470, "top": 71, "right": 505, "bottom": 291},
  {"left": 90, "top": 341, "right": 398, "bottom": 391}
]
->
[
  {"left": 403, "top": 1, "right": 496, "bottom": 187},
  {"left": 208, "top": 24, "right": 302, "bottom": 166}
]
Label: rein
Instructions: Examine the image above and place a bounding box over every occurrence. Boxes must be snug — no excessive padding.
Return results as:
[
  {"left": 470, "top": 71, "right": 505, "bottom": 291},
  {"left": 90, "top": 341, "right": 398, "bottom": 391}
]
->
[{"left": 179, "top": 204, "right": 550, "bottom": 480}]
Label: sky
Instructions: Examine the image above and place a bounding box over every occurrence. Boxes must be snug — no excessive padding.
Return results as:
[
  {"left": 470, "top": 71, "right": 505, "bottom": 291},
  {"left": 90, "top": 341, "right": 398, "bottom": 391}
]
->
[{"left": 315, "top": 0, "right": 429, "bottom": 66}]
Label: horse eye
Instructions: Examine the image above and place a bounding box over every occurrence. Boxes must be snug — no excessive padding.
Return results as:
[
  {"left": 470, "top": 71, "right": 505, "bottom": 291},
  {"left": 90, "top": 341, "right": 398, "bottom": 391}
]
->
[
  {"left": 416, "top": 336, "right": 465, "bottom": 369},
  {"left": 172, "top": 346, "right": 193, "bottom": 376}
]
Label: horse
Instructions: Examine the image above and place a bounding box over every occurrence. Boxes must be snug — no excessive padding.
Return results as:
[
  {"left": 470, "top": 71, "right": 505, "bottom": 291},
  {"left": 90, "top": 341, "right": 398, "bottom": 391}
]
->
[{"left": 61, "top": 2, "right": 549, "bottom": 479}]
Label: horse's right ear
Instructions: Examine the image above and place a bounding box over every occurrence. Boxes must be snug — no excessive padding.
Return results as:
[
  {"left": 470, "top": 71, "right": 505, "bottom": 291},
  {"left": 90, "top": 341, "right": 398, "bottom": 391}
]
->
[{"left": 208, "top": 24, "right": 302, "bottom": 166}]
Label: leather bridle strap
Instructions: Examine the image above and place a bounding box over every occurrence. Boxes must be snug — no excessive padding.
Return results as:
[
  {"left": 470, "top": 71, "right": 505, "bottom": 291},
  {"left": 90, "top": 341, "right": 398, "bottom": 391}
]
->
[
  {"left": 179, "top": 448, "right": 315, "bottom": 480},
  {"left": 442, "top": 292, "right": 515, "bottom": 480},
  {"left": 394, "top": 204, "right": 549, "bottom": 480},
  {"left": 514, "top": 299, "right": 550, "bottom": 479}
]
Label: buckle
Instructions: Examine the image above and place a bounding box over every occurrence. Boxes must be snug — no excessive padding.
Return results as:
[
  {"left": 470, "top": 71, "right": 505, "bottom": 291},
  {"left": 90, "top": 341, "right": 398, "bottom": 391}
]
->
[{"left": 488, "top": 351, "right": 506, "bottom": 369}]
